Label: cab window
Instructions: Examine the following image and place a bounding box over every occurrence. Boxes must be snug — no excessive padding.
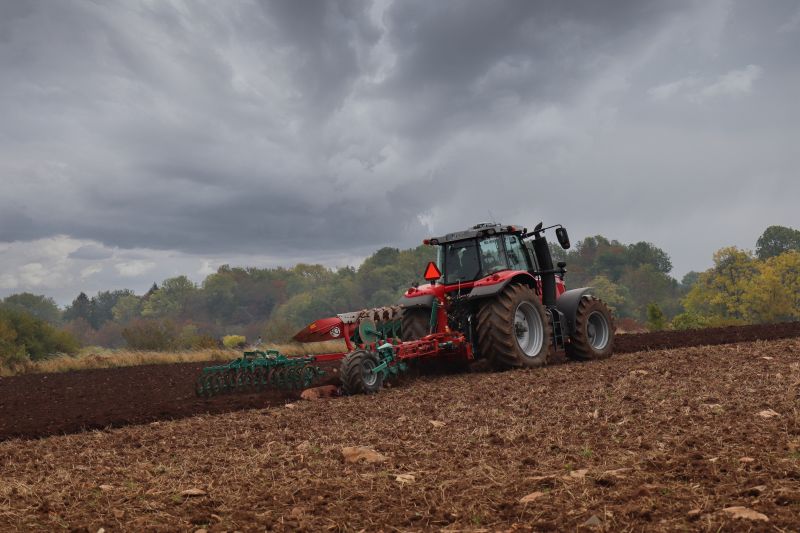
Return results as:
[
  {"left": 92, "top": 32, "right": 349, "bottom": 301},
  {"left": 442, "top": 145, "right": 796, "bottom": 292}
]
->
[
  {"left": 479, "top": 236, "right": 509, "bottom": 275},
  {"left": 503, "top": 234, "right": 530, "bottom": 271},
  {"left": 444, "top": 240, "right": 481, "bottom": 284}
]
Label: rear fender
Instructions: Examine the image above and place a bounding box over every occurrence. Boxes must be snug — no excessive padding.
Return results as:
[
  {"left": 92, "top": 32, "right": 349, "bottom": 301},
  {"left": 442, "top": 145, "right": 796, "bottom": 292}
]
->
[
  {"left": 399, "top": 292, "right": 435, "bottom": 308},
  {"left": 555, "top": 287, "right": 593, "bottom": 336},
  {"left": 399, "top": 283, "right": 436, "bottom": 308},
  {"left": 467, "top": 271, "right": 537, "bottom": 300}
]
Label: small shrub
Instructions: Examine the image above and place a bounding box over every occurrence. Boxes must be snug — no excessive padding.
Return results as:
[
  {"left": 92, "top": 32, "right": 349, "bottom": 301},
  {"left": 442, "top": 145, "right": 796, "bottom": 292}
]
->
[
  {"left": 646, "top": 303, "right": 666, "bottom": 331},
  {"left": 222, "top": 335, "right": 246, "bottom": 349},
  {"left": 671, "top": 312, "right": 710, "bottom": 330},
  {"left": 122, "top": 320, "right": 177, "bottom": 351},
  {"left": 177, "top": 324, "right": 219, "bottom": 350}
]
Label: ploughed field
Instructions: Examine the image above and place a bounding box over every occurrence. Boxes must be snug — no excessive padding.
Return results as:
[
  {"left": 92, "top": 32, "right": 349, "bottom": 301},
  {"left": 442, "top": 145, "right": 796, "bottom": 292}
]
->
[
  {"left": 1, "top": 322, "right": 799, "bottom": 442},
  {"left": 0, "top": 326, "right": 799, "bottom": 530}
]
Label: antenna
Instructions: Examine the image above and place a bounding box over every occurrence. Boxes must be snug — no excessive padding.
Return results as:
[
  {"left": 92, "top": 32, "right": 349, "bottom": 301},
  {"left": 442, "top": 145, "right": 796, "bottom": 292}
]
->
[{"left": 487, "top": 210, "right": 496, "bottom": 223}]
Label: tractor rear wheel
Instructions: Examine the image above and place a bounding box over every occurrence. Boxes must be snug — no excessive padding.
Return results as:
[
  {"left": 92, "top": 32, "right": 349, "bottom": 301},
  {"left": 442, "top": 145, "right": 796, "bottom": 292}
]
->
[
  {"left": 566, "top": 296, "right": 615, "bottom": 360},
  {"left": 340, "top": 349, "right": 383, "bottom": 395},
  {"left": 401, "top": 307, "right": 430, "bottom": 341},
  {"left": 476, "top": 284, "right": 552, "bottom": 370}
]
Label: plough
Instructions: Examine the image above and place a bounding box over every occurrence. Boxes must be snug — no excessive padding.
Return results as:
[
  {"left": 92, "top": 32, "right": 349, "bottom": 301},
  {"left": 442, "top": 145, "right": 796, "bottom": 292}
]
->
[
  {"left": 195, "top": 304, "right": 469, "bottom": 396},
  {"left": 196, "top": 221, "right": 615, "bottom": 397}
]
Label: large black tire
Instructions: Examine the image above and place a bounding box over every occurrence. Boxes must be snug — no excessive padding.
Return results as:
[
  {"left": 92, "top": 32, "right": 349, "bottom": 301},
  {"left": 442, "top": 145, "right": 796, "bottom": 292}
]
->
[
  {"left": 476, "top": 284, "right": 552, "bottom": 370},
  {"left": 340, "top": 349, "right": 384, "bottom": 395},
  {"left": 565, "top": 296, "right": 615, "bottom": 360},
  {"left": 401, "top": 307, "right": 430, "bottom": 341}
]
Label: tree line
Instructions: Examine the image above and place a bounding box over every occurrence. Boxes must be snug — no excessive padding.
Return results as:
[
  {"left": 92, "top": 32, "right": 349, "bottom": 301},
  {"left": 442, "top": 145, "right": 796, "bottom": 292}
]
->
[{"left": 1, "top": 224, "right": 798, "bottom": 368}]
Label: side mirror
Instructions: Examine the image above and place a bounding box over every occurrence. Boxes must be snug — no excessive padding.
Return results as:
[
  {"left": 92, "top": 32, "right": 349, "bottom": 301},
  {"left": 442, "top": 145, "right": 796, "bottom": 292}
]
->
[{"left": 555, "top": 227, "right": 571, "bottom": 250}]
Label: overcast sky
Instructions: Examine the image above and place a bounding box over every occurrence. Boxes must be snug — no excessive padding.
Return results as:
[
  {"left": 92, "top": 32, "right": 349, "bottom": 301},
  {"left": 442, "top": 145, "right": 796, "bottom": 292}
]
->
[{"left": 1, "top": 0, "right": 798, "bottom": 305}]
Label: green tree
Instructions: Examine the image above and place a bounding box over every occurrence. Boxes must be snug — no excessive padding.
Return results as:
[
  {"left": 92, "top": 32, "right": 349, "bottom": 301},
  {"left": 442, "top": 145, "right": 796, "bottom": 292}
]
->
[
  {"left": 619, "top": 264, "right": 680, "bottom": 320},
  {"left": 63, "top": 292, "right": 92, "bottom": 323},
  {"left": 112, "top": 294, "right": 143, "bottom": 323},
  {"left": 142, "top": 276, "right": 197, "bottom": 318},
  {"left": 680, "top": 271, "right": 700, "bottom": 291},
  {"left": 90, "top": 289, "right": 135, "bottom": 329},
  {"left": 0, "top": 308, "right": 79, "bottom": 364},
  {"left": 586, "top": 275, "right": 630, "bottom": 314},
  {"left": 1, "top": 293, "right": 61, "bottom": 324},
  {"left": 627, "top": 241, "right": 673, "bottom": 274},
  {"left": 756, "top": 225, "right": 800, "bottom": 260}
]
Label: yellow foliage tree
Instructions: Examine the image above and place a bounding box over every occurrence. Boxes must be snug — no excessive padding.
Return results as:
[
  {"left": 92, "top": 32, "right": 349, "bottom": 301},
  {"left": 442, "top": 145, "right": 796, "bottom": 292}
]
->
[
  {"left": 683, "top": 247, "right": 757, "bottom": 324},
  {"left": 743, "top": 251, "right": 800, "bottom": 322}
]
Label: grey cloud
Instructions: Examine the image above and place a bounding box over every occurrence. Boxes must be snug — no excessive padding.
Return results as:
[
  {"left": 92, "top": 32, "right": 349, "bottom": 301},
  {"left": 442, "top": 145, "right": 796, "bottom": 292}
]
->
[
  {"left": 68, "top": 245, "right": 113, "bottom": 261},
  {"left": 0, "top": 0, "right": 799, "bottom": 302}
]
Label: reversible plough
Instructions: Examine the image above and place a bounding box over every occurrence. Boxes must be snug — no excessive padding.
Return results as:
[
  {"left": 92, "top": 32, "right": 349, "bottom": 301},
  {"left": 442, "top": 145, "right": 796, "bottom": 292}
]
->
[
  {"left": 196, "top": 222, "right": 616, "bottom": 397},
  {"left": 195, "top": 305, "right": 466, "bottom": 396}
]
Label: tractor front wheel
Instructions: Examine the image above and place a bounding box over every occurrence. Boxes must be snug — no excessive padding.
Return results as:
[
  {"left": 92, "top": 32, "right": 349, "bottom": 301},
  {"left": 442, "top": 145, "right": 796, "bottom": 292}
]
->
[
  {"left": 476, "top": 284, "right": 552, "bottom": 370},
  {"left": 566, "top": 296, "right": 615, "bottom": 360},
  {"left": 400, "top": 307, "right": 430, "bottom": 341},
  {"left": 340, "top": 349, "right": 384, "bottom": 395}
]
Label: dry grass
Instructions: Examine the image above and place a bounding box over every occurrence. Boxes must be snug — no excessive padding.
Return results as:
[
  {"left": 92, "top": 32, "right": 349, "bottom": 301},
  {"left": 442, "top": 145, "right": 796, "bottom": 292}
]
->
[{"left": 0, "top": 340, "right": 347, "bottom": 377}]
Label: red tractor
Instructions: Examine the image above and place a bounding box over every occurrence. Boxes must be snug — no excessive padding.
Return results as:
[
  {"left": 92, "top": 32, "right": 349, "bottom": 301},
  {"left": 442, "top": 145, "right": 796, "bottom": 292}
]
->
[
  {"left": 196, "top": 222, "right": 615, "bottom": 397},
  {"left": 399, "top": 222, "right": 614, "bottom": 364}
]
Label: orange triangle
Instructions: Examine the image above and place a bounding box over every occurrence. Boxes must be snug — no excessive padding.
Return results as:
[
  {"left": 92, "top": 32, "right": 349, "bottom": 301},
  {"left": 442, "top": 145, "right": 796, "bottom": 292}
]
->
[{"left": 423, "top": 261, "right": 442, "bottom": 281}]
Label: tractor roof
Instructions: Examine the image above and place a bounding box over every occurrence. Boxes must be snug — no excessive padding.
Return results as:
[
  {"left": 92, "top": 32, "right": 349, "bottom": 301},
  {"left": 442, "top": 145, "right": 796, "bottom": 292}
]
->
[{"left": 426, "top": 223, "right": 526, "bottom": 245}]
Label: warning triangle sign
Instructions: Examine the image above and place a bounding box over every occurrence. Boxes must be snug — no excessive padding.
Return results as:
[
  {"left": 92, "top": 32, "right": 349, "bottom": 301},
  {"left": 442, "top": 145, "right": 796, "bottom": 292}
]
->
[{"left": 423, "top": 261, "right": 442, "bottom": 281}]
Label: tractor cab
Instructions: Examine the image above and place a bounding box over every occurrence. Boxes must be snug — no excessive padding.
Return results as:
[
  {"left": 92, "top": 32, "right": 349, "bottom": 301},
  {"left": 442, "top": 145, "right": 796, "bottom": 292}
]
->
[
  {"left": 418, "top": 222, "right": 568, "bottom": 301},
  {"left": 431, "top": 224, "right": 535, "bottom": 285}
]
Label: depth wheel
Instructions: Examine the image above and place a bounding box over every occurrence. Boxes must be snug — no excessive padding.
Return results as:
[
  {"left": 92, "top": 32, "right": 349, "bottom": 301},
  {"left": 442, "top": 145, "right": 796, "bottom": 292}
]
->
[
  {"left": 476, "top": 284, "right": 552, "bottom": 370},
  {"left": 566, "top": 296, "right": 615, "bottom": 360},
  {"left": 340, "top": 349, "right": 384, "bottom": 395},
  {"left": 400, "top": 308, "right": 430, "bottom": 341}
]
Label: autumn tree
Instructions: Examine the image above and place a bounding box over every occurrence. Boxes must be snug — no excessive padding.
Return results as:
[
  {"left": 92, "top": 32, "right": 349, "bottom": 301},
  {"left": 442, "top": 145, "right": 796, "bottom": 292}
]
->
[
  {"left": 683, "top": 247, "right": 758, "bottom": 324},
  {"left": 743, "top": 250, "right": 800, "bottom": 322}
]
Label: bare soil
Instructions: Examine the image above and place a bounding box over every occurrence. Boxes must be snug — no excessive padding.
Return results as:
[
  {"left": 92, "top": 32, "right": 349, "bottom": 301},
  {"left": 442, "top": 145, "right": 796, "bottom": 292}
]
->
[
  {"left": 1, "top": 322, "right": 799, "bottom": 442},
  {"left": 1, "top": 337, "right": 798, "bottom": 531}
]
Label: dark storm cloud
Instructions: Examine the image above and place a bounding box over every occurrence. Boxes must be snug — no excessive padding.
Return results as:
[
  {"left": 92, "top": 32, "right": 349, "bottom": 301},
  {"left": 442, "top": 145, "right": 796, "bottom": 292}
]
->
[
  {"left": 0, "top": 0, "right": 799, "bottom": 301},
  {"left": 375, "top": 1, "right": 690, "bottom": 142}
]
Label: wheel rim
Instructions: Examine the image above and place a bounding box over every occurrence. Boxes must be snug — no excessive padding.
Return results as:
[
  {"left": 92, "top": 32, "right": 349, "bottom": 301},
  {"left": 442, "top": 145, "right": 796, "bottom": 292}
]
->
[
  {"left": 586, "top": 311, "right": 610, "bottom": 350},
  {"left": 362, "top": 358, "right": 378, "bottom": 386},
  {"left": 513, "top": 302, "right": 544, "bottom": 357}
]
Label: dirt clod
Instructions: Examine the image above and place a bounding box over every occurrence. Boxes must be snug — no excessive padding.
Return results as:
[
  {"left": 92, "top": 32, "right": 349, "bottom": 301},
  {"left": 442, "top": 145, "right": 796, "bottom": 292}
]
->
[
  {"left": 721, "top": 506, "right": 769, "bottom": 521},
  {"left": 519, "top": 491, "right": 546, "bottom": 503},
  {"left": 395, "top": 473, "right": 415, "bottom": 484},
  {"left": 300, "top": 385, "right": 339, "bottom": 401},
  {"left": 341, "top": 446, "right": 388, "bottom": 464}
]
